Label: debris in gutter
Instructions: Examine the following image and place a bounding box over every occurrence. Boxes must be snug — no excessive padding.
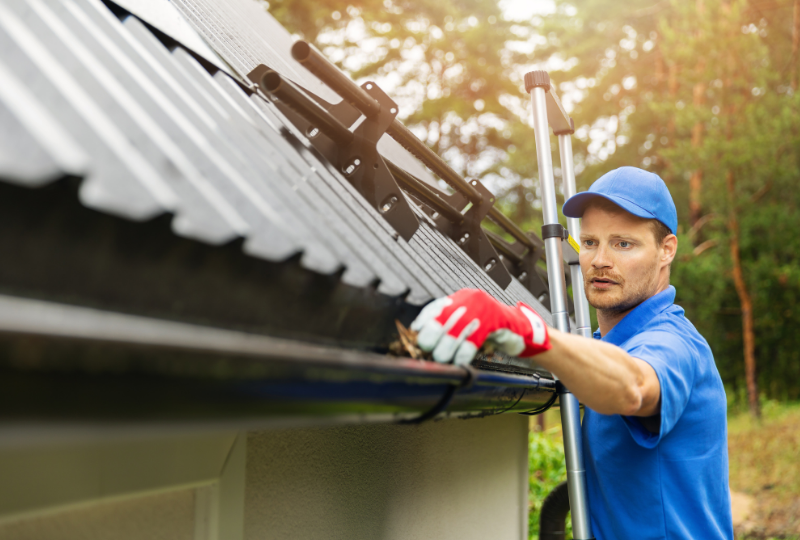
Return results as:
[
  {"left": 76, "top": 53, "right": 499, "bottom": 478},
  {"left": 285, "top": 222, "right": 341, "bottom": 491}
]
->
[
  {"left": 388, "top": 320, "right": 430, "bottom": 360},
  {"left": 388, "top": 320, "right": 499, "bottom": 362}
]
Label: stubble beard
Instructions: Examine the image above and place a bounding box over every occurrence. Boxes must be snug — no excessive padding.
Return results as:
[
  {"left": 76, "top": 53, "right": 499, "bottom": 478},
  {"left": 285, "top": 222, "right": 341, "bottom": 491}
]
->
[{"left": 584, "top": 260, "right": 659, "bottom": 317}]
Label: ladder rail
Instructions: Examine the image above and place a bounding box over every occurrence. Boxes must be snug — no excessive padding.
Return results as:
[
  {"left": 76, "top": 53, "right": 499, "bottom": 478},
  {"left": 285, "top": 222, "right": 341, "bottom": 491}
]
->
[
  {"left": 529, "top": 86, "right": 571, "bottom": 333},
  {"left": 526, "top": 72, "right": 594, "bottom": 540},
  {"left": 558, "top": 134, "right": 593, "bottom": 339}
]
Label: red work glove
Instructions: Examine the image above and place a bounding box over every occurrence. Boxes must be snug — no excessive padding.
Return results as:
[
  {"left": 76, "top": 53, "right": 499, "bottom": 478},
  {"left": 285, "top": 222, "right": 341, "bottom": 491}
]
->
[{"left": 410, "top": 289, "right": 551, "bottom": 365}]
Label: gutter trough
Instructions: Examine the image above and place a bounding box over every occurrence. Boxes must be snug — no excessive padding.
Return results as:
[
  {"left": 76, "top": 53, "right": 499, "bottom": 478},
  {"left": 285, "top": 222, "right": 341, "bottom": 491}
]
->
[{"left": 0, "top": 295, "right": 555, "bottom": 427}]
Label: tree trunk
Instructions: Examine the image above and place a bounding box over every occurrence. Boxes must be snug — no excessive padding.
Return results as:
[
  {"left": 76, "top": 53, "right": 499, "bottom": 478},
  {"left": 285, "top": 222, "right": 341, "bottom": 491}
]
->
[
  {"left": 726, "top": 171, "right": 760, "bottom": 418},
  {"left": 667, "top": 63, "right": 678, "bottom": 141},
  {"left": 690, "top": 62, "right": 706, "bottom": 228},
  {"left": 688, "top": 171, "right": 703, "bottom": 227},
  {"left": 792, "top": 0, "right": 800, "bottom": 91},
  {"left": 653, "top": 37, "right": 665, "bottom": 170},
  {"left": 689, "top": 0, "right": 706, "bottom": 229}
]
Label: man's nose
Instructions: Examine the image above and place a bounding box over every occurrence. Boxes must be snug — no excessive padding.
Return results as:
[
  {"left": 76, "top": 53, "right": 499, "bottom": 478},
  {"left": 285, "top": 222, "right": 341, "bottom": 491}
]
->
[{"left": 592, "top": 243, "right": 613, "bottom": 269}]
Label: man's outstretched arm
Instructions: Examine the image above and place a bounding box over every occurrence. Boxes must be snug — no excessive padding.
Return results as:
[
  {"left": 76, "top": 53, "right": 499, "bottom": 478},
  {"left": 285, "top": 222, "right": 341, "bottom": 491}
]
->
[
  {"left": 538, "top": 329, "right": 660, "bottom": 417},
  {"left": 411, "top": 289, "right": 660, "bottom": 417}
]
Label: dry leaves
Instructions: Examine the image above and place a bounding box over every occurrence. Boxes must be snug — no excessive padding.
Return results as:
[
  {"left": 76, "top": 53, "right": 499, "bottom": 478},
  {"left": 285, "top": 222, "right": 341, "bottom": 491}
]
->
[
  {"left": 387, "top": 320, "right": 498, "bottom": 361},
  {"left": 388, "top": 320, "right": 431, "bottom": 360}
]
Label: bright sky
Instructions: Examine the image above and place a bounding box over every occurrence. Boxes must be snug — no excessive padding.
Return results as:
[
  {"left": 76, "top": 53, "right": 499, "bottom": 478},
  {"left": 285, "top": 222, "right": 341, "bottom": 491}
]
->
[{"left": 499, "top": 0, "right": 554, "bottom": 21}]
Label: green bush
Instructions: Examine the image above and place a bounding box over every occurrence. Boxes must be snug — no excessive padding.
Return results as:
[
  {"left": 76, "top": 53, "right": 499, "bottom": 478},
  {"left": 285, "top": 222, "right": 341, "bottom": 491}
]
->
[{"left": 528, "top": 427, "right": 571, "bottom": 540}]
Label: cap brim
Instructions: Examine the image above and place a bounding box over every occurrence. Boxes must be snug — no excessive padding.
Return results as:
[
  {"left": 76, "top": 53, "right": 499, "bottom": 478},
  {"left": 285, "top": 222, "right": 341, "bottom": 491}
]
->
[{"left": 562, "top": 192, "right": 658, "bottom": 222}]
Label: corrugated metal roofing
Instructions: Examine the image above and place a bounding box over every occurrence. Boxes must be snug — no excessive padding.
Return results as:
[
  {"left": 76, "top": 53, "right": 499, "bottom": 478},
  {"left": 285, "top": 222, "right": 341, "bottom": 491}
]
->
[{"left": 0, "top": 0, "right": 552, "bottom": 338}]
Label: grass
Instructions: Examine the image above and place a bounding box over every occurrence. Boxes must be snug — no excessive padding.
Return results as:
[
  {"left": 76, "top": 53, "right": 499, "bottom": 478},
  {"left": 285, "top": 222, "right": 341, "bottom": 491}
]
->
[
  {"left": 527, "top": 401, "right": 800, "bottom": 540},
  {"left": 728, "top": 400, "right": 800, "bottom": 539}
]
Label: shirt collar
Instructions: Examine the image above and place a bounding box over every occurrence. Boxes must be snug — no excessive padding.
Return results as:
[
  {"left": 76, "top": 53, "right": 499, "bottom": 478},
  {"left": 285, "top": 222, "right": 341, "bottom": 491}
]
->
[{"left": 595, "top": 285, "right": 676, "bottom": 345}]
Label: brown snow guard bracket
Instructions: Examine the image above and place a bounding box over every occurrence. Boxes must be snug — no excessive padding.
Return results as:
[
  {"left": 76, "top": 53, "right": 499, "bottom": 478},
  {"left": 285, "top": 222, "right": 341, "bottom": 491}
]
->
[
  {"left": 246, "top": 41, "right": 545, "bottom": 291},
  {"left": 248, "top": 64, "right": 420, "bottom": 242},
  {"left": 430, "top": 181, "right": 512, "bottom": 288}
]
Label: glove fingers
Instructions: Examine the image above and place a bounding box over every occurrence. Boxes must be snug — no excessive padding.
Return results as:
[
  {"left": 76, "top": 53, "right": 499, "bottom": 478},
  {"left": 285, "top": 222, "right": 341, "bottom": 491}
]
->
[
  {"left": 416, "top": 289, "right": 515, "bottom": 364},
  {"left": 432, "top": 317, "right": 480, "bottom": 364},
  {"left": 410, "top": 297, "right": 453, "bottom": 332},
  {"left": 453, "top": 340, "right": 479, "bottom": 366},
  {"left": 418, "top": 305, "right": 466, "bottom": 352},
  {"left": 433, "top": 309, "right": 501, "bottom": 363}
]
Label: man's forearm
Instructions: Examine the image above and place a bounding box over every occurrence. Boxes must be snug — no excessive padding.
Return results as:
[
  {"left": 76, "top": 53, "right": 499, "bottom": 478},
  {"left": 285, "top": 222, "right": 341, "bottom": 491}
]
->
[
  {"left": 534, "top": 330, "right": 653, "bottom": 416},
  {"left": 406, "top": 289, "right": 658, "bottom": 416}
]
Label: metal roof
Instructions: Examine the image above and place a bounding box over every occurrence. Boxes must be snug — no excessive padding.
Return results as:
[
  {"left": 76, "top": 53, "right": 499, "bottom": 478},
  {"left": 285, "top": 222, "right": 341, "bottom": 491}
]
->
[
  {"left": 0, "top": 0, "right": 548, "bottom": 316},
  {"left": 0, "top": 0, "right": 553, "bottom": 342},
  {"left": 0, "top": 0, "right": 559, "bottom": 424}
]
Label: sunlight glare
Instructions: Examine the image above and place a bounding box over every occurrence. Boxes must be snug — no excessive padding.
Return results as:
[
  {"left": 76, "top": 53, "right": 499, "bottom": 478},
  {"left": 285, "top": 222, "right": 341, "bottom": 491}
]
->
[{"left": 500, "top": 0, "right": 554, "bottom": 21}]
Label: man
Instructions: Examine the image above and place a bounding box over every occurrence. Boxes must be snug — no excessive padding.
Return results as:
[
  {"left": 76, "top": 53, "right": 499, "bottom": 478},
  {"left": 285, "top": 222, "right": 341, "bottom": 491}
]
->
[{"left": 411, "top": 167, "right": 733, "bottom": 540}]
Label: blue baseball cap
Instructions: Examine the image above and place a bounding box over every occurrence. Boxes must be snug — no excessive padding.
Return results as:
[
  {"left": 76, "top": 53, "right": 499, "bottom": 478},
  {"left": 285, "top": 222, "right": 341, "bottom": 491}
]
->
[{"left": 562, "top": 167, "right": 678, "bottom": 235}]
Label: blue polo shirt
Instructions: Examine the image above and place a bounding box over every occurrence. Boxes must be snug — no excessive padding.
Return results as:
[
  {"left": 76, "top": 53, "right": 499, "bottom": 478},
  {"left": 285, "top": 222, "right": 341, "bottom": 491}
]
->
[{"left": 584, "top": 286, "right": 733, "bottom": 540}]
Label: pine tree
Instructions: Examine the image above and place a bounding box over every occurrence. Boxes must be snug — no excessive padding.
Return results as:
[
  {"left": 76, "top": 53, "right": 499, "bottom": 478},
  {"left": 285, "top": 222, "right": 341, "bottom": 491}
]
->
[
  {"left": 267, "top": 0, "right": 800, "bottom": 406},
  {"left": 535, "top": 0, "right": 800, "bottom": 410}
]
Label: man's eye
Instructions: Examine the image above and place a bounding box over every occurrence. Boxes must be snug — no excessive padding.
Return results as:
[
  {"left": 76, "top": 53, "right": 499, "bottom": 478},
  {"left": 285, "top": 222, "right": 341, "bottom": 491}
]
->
[
  {"left": 584, "top": 240, "right": 595, "bottom": 247},
  {"left": 618, "top": 241, "right": 630, "bottom": 248}
]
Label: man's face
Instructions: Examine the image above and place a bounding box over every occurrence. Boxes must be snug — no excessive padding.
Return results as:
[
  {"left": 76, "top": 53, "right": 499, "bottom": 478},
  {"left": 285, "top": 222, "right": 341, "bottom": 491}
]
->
[{"left": 579, "top": 204, "right": 668, "bottom": 314}]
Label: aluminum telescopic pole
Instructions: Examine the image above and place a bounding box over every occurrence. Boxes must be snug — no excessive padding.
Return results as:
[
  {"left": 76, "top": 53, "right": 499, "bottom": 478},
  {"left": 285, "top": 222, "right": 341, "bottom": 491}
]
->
[
  {"left": 525, "top": 71, "right": 593, "bottom": 540},
  {"left": 527, "top": 88, "right": 570, "bottom": 333},
  {"left": 557, "top": 133, "right": 593, "bottom": 340}
]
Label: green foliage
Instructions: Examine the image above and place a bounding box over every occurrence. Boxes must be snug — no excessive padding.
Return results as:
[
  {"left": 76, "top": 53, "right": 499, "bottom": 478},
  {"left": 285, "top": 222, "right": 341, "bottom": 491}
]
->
[
  {"left": 534, "top": 0, "right": 800, "bottom": 400},
  {"left": 267, "top": 0, "right": 800, "bottom": 399},
  {"left": 528, "top": 428, "right": 572, "bottom": 540}
]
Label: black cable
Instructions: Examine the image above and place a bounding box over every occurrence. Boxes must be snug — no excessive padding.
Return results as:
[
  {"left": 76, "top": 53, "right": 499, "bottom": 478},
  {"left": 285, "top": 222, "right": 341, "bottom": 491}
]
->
[
  {"left": 459, "top": 387, "right": 529, "bottom": 421},
  {"left": 397, "top": 384, "right": 458, "bottom": 425},
  {"left": 493, "top": 388, "right": 528, "bottom": 415},
  {"left": 397, "top": 366, "right": 477, "bottom": 425},
  {"left": 519, "top": 391, "right": 559, "bottom": 416}
]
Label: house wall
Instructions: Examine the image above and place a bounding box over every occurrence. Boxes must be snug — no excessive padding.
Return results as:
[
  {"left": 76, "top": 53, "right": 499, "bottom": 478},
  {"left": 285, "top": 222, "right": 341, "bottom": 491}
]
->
[
  {"left": 0, "top": 488, "right": 196, "bottom": 540},
  {"left": 0, "top": 415, "right": 529, "bottom": 540},
  {"left": 245, "top": 414, "right": 530, "bottom": 540}
]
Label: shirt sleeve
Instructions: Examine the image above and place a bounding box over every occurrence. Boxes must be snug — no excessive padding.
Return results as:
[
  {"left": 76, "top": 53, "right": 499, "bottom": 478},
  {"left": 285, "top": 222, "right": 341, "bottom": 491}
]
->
[{"left": 621, "top": 330, "right": 696, "bottom": 448}]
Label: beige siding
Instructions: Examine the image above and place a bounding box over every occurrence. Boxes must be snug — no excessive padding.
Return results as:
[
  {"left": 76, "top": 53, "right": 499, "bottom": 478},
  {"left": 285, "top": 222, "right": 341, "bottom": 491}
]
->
[
  {"left": 0, "top": 415, "right": 528, "bottom": 540},
  {"left": 0, "top": 488, "right": 195, "bottom": 540},
  {"left": 246, "top": 414, "right": 529, "bottom": 540}
]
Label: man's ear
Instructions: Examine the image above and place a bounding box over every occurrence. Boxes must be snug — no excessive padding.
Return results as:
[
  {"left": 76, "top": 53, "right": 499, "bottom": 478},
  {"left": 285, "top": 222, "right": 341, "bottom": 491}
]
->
[{"left": 662, "top": 234, "right": 678, "bottom": 266}]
